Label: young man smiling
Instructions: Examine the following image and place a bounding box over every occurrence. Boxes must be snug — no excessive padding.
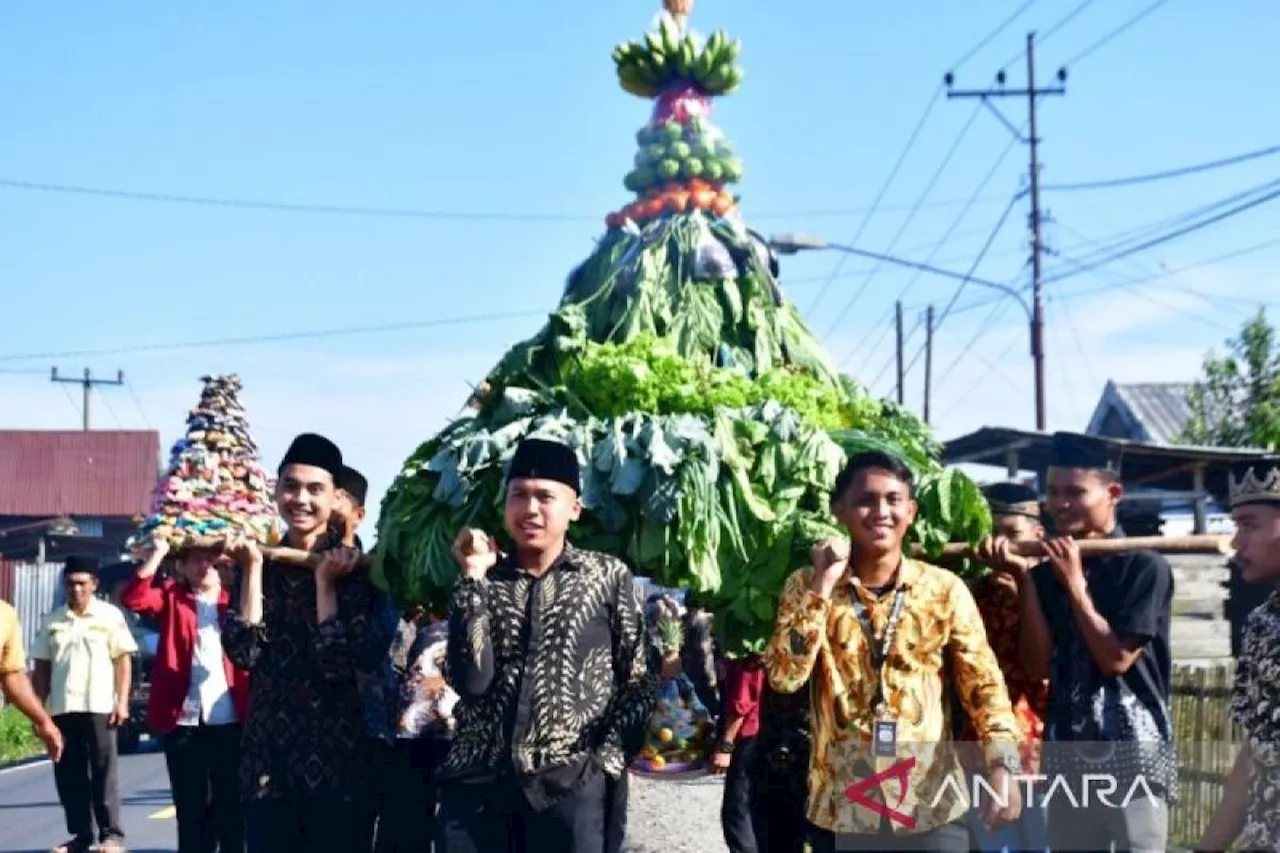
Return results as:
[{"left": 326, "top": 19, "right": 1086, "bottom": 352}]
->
[
  {"left": 434, "top": 436, "right": 658, "bottom": 853},
  {"left": 1198, "top": 457, "right": 1280, "bottom": 852},
  {"left": 765, "top": 450, "right": 1021, "bottom": 852},
  {"left": 222, "top": 434, "right": 394, "bottom": 853},
  {"left": 1016, "top": 433, "right": 1176, "bottom": 853}
]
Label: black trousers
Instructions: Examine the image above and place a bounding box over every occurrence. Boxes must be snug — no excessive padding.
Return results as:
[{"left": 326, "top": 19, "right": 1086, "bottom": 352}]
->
[
  {"left": 721, "top": 736, "right": 759, "bottom": 853},
  {"left": 604, "top": 770, "right": 627, "bottom": 853},
  {"left": 747, "top": 744, "right": 808, "bottom": 853},
  {"left": 436, "top": 767, "right": 608, "bottom": 853},
  {"left": 808, "top": 818, "right": 970, "bottom": 852},
  {"left": 163, "top": 723, "right": 244, "bottom": 853},
  {"left": 52, "top": 713, "right": 124, "bottom": 844},
  {"left": 372, "top": 737, "right": 450, "bottom": 853},
  {"left": 245, "top": 798, "right": 367, "bottom": 853}
]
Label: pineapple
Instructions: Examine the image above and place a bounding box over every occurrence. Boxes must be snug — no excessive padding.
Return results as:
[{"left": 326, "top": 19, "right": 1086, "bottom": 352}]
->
[{"left": 656, "top": 614, "right": 685, "bottom": 662}]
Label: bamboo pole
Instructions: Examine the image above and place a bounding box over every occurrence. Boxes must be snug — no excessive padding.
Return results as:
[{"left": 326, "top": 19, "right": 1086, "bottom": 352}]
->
[{"left": 914, "top": 533, "right": 1232, "bottom": 560}]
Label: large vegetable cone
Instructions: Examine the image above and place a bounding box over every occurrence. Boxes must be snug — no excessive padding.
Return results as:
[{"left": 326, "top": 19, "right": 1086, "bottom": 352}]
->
[
  {"left": 373, "top": 5, "right": 991, "bottom": 654},
  {"left": 127, "top": 374, "right": 280, "bottom": 556}
]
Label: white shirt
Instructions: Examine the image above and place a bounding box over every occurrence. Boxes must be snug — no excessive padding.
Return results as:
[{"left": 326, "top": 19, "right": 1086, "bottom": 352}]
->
[{"left": 176, "top": 595, "right": 237, "bottom": 727}]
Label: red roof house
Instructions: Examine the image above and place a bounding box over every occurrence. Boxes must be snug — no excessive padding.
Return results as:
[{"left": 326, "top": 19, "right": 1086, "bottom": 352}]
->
[{"left": 0, "top": 430, "right": 160, "bottom": 561}]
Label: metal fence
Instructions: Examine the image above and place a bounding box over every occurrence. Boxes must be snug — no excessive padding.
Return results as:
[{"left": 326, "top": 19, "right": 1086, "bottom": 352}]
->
[{"left": 0, "top": 559, "right": 65, "bottom": 662}]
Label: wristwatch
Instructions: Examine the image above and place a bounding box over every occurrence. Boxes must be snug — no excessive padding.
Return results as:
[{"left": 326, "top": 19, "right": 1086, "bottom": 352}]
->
[{"left": 715, "top": 740, "right": 736, "bottom": 755}]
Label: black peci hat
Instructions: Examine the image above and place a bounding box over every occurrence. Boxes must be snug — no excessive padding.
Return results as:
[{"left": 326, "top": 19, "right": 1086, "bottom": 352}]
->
[
  {"left": 278, "top": 433, "right": 343, "bottom": 479},
  {"left": 506, "top": 438, "right": 581, "bottom": 495},
  {"left": 1048, "top": 432, "right": 1122, "bottom": 476}
]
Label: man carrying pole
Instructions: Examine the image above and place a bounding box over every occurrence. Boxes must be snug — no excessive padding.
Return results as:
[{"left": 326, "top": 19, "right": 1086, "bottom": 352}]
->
[{"left": 434, "top": 436, "right": 658, "bottom": 853}]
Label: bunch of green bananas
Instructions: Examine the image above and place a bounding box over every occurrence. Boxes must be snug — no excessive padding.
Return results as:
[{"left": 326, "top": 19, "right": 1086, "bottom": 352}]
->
[{"left": 613, "top": 16, "right": 744, "bottom": 99}]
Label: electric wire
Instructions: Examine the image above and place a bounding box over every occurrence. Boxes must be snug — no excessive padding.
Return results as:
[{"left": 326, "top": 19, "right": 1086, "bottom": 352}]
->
[
  {"left": 1059, "top": 0, "right": 1176, "bottom": 67},
  {"left": 820, "top": 103, "right": 983, "bottom": 339},
  {"left": 0, "top": 308, "right": 544, "bottom": 364},
  {"left": 1043, "top": 144, "right": 1280, "bottom": 192}
]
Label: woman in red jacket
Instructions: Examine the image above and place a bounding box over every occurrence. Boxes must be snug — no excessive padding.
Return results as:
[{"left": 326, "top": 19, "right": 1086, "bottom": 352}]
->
[{"left": 120, "top": 531, "right": 248, "bottom": 853}]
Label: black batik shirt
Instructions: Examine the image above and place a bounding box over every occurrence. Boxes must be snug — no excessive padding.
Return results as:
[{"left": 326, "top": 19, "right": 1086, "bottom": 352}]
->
[
  {"left": 1230, "top": 591, "right": 1280, "bottom": 851},
  {"left": 440, "top": 545, "right": 658, "bottom": 810},
  {"left": 1033, "top": 525, "right": 1178, "bottom": 797},
  {"left": 222, "top": 535, "right": 394, "bottom": 803}
]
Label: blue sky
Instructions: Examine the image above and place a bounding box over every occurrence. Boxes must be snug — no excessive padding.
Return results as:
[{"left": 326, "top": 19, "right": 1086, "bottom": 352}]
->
[{"left": 2, "top": 0, "right": 1277, "bottom": 530}]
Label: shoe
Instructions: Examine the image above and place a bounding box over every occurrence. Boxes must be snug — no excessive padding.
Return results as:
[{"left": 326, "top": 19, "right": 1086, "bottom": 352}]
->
[
  {"left": 97, "top": 839, "right": 127, "bottom": 853},
  {"left": 49, "top": 840, "right": 92, "bottom": 853}
]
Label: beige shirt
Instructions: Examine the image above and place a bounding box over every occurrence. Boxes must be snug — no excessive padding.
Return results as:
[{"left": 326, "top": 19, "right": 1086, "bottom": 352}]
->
[
  {"left": 0, "top": 601, "right": 25, "bottom": 675},
  {"left": 29, "top": 598, "right": 138, "bottom": 716}
]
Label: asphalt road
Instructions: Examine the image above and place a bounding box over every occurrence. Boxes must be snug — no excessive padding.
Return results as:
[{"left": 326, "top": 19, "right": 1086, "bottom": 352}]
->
[{"left": 0, "top": 740, "right": 177, "bottom": 853}]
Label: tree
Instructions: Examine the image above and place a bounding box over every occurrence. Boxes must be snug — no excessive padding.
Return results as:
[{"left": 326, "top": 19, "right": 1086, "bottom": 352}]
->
[{"left": 1182, "top": 309, "right": 1280, "bottom": 450}]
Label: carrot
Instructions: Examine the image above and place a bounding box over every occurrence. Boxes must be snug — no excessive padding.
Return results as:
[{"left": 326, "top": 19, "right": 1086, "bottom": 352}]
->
[
  {"left": 606, "top": 211, "right": 622, "bottom": 229},
  {"left": 711, "top": 195, "right": 733, "bottom": 217},
  {"left": 691, "top": 189, "right": 717, "bottom": 210},
  {"left": 668, "top": 191, "right": 691, "bottom": 213}
]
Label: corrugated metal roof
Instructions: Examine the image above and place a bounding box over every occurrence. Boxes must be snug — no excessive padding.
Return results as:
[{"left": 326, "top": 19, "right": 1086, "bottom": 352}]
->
[
  {"left": 0, "top": 431, "right": 159, "bottom": 517},
  {"left": 1113, "top": 382, "right": 1195, "bottom": 445}
]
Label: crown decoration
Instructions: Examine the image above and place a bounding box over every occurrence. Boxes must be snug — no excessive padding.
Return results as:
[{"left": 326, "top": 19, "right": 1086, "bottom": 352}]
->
[{"left": 1228, "top": 462, "right": 1280, "bottom": 508}]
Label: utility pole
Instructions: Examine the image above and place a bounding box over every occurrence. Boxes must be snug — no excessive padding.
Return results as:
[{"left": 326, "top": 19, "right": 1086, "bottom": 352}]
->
[
  {"left": 945, "top": 32, "right": 1066, "bottom": 432},
  {"left": 923, "top": 305, "right": 934, "bottom": 424},
  {"left": 895, "top": 300, "right": 905, "bottom": 405},
  {"left": 51, "top": 368, "right": 125, "bottom": 431}
]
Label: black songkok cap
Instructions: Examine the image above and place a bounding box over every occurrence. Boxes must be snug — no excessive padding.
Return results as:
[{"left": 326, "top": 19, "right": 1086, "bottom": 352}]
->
[
  {"left": 1048, "top": 432, "right": 1122, "bottom": 475},
  {"left": 336, "top": 465, "right": 368, "bottom": 507},
  {"left": 507, "top": 437, "right": 581, "bottom": 495},
  {"left": 982, "top": 482, "right": 1041, "bottom": 519},
  {"left": 278, "top": 433, "right": 343, "bottom": 479},
  {"left": 62, "top": 554, "right": 100, "bottom": 578},
  {"left": 1228, "top": 458, "right": 1280, "bottom": 509}
]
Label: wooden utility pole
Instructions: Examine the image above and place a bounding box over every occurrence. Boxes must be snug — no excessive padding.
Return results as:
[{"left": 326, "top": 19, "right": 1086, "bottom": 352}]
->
[
  {"left": 51, "top": 368, "right": 125, "bottom": 431},
  {"left": 923, "top": 305, "right": 934, "bottom": 424},
  {"left": 895, "top": 300, "right": 905, "bottom": 405},
  {"left": 945, "top": 32, "right": 1065, "bottom": 431}
]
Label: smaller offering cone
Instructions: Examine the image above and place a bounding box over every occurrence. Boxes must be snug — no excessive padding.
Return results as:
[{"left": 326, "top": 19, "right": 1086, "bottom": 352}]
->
[{"left": 127, "top": 374, "right": 279, "bottom": 556}]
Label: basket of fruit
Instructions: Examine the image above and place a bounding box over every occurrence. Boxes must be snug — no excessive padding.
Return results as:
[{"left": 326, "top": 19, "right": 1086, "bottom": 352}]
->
[{"left": 630, "top": 611, "right": 716, "bottom": 776}]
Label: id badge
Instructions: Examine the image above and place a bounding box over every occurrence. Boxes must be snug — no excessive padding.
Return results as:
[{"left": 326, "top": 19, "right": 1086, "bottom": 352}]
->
[{"left": 873, "top": 719, "right": 898, "bottom": 758}]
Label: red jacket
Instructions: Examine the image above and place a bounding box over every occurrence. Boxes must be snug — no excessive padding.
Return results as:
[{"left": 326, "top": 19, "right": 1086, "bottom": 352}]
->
[
  {"left": 120, "top": 574, "right": 250, "bottom": 736},
  {"left": 722, "top": 655, "right": 766, "bottom": 739}
]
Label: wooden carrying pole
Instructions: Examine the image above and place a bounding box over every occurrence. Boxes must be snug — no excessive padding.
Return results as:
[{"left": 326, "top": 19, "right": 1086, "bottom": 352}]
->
[{"left": 913, "top": 533, "right": 1232, "bottom": 560}]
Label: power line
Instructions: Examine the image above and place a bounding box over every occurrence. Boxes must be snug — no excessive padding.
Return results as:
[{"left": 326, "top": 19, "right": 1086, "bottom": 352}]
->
[
  {"left": 1041, "top": 184, "right": 1280, "bottom": 285},
  {"left": 897, "top": 189, "right": 1023, "bottom": 381},
  {"left": 1043, "top": 144, "right": 1280, "bottom": 192},
  {"left": 840, "top": 131, "right": 1025, "bottom": 374},
  {"left": 1046, "top": 177, "right": 1280, "bottom": 274},
  {"left": 0, "top": 178, "right": 601, "bottom": 223},
  {"left": 820, "top": 103, "right": 983, "bottom": 339},
  {"left": 807, "top": 0, "right": 1046, "bottom": 319},
  {"left": 0, "top": 309, "right": 544, "bottom": 364},
  {"left": 933, "top": 189, "right": 1025, "bottom": 331},
  {"left": 804, "top": 93, "right": 944, "bottom": 317},
  {"left": 998, "top": 0, "right": 1097, "bottom": 70},
  {"left": 950, "top": 0, "right": 1044, "bottom": 70},
  {"left": 1060, "top": 0, "right": 1176, "bottom": 66},
  {"left": 1052, "top": 235, "right": 1280, "bottom": 305}
]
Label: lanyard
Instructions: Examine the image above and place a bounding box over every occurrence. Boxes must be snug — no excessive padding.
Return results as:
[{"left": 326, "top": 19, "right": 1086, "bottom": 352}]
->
[{"left": 850, "top": 587, "right": 907, "bottom": 713}]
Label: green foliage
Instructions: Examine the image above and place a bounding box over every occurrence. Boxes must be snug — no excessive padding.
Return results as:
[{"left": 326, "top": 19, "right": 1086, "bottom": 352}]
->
[
  {"left": 561, "top": 334, "right": 854, "bottom": 430},
  {"left": 1181, "top": 309, "right": 1280, "bottom": 450},
  {"left": 0, "top": 704, "right": 41, "bottom": 763}
]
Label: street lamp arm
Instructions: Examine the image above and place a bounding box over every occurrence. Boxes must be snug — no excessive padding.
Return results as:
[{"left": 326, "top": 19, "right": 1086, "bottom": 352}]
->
[{"left": 769, "top": 233, "right": 1031, "bottom": 317}]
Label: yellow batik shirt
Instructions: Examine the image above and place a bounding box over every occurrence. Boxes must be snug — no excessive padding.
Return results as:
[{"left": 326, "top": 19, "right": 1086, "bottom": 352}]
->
[{"left": 764, "top": 559, "right": 1020, "bottom": 837}]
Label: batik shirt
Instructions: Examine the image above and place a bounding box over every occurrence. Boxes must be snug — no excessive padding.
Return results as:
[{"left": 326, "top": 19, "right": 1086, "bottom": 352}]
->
[
  {"left": 397, "top": 620, "right": 459, "bottom": 740},
  {"left": 1033, "top": 526, "right": 1178, "bottom": 799},
  {"left": 963, "top": 571, "right": 1049, "bottom": 773},
  {"left": 765, "top": 560, "right": 1020, "bottom": 836},
  {"left": 1230, "top": 591, "right": 1280, "bottom": 851},
  {"left": 441, "top": 545, "right": 658, "bottom": 810},
  {"left": 222, "top": 535, "right": 395, "bottom": 803}
]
